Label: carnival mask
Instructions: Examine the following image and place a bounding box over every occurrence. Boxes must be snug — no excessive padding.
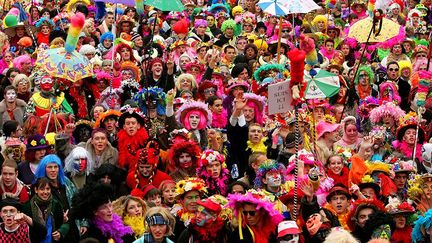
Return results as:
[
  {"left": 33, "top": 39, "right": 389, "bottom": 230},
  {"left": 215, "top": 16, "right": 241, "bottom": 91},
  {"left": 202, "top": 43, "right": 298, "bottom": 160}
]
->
[
  {"left": 306, "top": 213, "right": 324, "bottom": 236},
  {"left": 5, "top": 145, "right": 23, "bottom": 162}
]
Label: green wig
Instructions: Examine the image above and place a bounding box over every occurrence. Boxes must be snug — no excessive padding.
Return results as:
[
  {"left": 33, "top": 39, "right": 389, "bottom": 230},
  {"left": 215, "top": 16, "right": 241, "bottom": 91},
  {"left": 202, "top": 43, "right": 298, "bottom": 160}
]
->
[
  {"left": 221, "top": 19, "right": 240, "bottom": 36},
  {"left": 355, "top": 65, "right": 374, "bottom": 84}
]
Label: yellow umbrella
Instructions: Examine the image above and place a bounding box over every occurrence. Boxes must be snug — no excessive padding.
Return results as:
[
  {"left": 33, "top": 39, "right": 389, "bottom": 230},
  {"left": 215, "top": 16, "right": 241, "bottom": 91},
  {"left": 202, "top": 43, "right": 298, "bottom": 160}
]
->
[{"left": 348, "top": 17, "right": 401, "bottom": 43}]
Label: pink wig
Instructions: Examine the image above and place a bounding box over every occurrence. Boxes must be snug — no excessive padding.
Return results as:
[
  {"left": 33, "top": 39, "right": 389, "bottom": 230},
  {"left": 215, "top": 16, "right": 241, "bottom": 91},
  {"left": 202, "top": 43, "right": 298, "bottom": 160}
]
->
[
  {"left": 413, "top": 57, "right": 432, "bottom": 72},
  {"left": 13, "top": 55, "right": 32, "bottom": 72},
  {"left": 379, "top": 82, "right": 401, "bottom": 104},
  {"left": 183, "top": 110, "right": 207, "bottom": 130},
  {"left": 246, "top": 100, "right": 264, "bottom": 125}
]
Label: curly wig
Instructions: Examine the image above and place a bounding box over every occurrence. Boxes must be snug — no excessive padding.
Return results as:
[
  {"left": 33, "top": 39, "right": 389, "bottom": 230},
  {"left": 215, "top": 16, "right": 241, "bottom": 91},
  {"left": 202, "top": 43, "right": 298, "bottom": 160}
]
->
[
  {"left": 169, "top": 140, "right": 201, "bottom": 167},
  {"left": 355, "top": 65, "right": 374, "bottom": 84}
]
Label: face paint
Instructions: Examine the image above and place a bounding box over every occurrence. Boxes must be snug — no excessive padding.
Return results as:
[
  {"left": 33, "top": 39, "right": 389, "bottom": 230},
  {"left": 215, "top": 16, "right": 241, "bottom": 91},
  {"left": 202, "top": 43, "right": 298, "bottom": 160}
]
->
[
  {"left": 196, "top": 209, "right": 214, "bottom": 226},
  {"left": 179, "top": 153, "right": 192, "bottom": 169},
  {"left": 266, "top": 171, "right": 282, "bottom": 187},
  {"left": 279, "top": 234, "right": 299, "bottom": 243},
  {"left": 40, "top": 77, "right": 54, "bottom": 92},
  {"left": 5, "top": 90, "right": 16, "bottom": 103}
]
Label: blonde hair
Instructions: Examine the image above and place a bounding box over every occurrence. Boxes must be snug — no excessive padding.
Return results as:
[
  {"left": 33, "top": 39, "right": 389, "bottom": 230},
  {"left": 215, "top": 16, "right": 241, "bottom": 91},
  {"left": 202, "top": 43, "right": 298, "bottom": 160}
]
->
[
  {"left": 112, "top": 195, "right": 148, "bottom": 219},
  {"left": 0, "top": 32, "right": 9, "bottom": 52},
  {"left": 175, "top": 73, "right": 197, "bottom": 91},
  {"left": 323, "top": 227, "right": 359, "bottom": 243},
  {"left": 50, "top": 37, "right": 65, "bottom": 48},
  {"left": 83, "top": 19, "right": 95, "bottom": 36},
  {"left": 145, "top": 207, "right": 175, "bottom": 236},
  {"left": 12, "top": 74, "right": 31, "bottom": 91}
]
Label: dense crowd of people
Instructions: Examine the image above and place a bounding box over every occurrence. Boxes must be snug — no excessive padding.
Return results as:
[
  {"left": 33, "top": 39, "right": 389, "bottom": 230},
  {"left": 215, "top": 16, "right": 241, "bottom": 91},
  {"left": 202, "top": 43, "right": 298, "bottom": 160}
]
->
[{"left": 0, "top": 0, "right": 432, "bottom": 242}]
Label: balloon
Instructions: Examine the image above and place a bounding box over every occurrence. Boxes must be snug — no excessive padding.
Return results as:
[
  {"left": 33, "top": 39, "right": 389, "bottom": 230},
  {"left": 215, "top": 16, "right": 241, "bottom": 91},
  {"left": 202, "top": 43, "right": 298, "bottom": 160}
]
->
[
  {"left": 8, "top": 8, "right": 19, "bottom": 16},
  {"left": 309, "top": 69, "right": 317, "bottom": 77},
  {"left": 3, "top": 15, "right": 18, "bottom": 28}
]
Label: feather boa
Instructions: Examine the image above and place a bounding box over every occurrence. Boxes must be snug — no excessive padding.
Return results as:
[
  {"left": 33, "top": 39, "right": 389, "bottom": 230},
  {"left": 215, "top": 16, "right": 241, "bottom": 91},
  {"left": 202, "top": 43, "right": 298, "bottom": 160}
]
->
[
  {"left": 69, "top": 86, "right": 88, "bottom": 119},
  {"left": 320, "top": 47, "right": 335, "bottom": 61},
  {"left": 323, "top": 203, "right": 350, "bottom": 231},
  {"left": 326, "top": 166, "right": 349, "bottom": 188},
  {"left": 412, "top": 209, "right": 432, "bottom": 242},
  {"left": 246, "top": 138, "right": 267, "bottom": 154},
  {"left": 189, "top": 218, "right": 225, "bottom": 242},
  {"left": 92, "top": 214, "right": 133, "bottom": 243},
  {"left": 392, "top": 140, "right": 423, "bottom": 161},
  {"left": 117, "top": 128, "right": 149, "bottom": 171},
  {"left": 123, "top": 215, "right": 145, "bottom": 237},
  {"left": 211, "top": 109, "right": 228, "bottom": 129},
  {"left": 196, "top": 167, "right": 230, "bottom": 196},
  {"left": 391, "top": 226, "right": 412, "bottom": 243}
]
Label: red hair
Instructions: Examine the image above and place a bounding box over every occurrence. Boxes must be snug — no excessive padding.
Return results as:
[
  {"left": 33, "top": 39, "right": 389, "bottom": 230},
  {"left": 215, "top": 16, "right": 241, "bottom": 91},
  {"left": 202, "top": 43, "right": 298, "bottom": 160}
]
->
[
  {"left": 116, "top": 43, "right": 136, "bottom": 63},
  {"left": 169, "top": 141, "right": 201, "bottom": 167},
  {"left": 183, "top": 110, "right": 207, "bottom": 130}
]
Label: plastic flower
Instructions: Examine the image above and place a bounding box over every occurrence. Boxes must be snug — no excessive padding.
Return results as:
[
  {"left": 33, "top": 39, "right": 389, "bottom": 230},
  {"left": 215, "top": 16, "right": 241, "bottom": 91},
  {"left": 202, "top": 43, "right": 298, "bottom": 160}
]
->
[{"left": 30, "top": 140, "right": 37, "bottom": 146}]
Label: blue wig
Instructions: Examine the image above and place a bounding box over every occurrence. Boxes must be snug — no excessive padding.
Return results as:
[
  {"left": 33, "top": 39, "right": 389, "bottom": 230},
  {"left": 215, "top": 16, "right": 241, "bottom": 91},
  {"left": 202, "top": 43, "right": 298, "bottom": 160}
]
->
[
  {"left": 33, "top": 154, "right": 66, "bottom": 186},
  {"left": 100, "top": 32, "right": 114, "bottom": 43},
  {"left": 134, "top": 86, "right": 167, "bottom": 116},
  {"left": 412, "top": 209, "right": 432, "bottom": 242}
]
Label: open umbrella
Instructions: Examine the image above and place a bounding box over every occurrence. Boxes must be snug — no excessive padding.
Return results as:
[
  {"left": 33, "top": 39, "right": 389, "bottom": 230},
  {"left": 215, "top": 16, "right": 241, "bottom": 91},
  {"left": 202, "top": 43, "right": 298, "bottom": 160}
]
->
[
  {"left": 281, "top": 0, "right": 321, "bottom": 14},
  {"left": 36, "top": 49, "right": 93, "bottom": 82},
  {"left": 144, "top": 0, "right": 185, "bottom": 12},
  {"left": 36, "top": 13, "right": 93, "bottom": 82},
  {"left": 304, "top": 69, "right": 340, "bottom": 99},
  {"left": 94, "top": 0, "right": 135, "bottom": 6},
  {"left": 348, "top": 17, "right": 402, "bottom": 43}
]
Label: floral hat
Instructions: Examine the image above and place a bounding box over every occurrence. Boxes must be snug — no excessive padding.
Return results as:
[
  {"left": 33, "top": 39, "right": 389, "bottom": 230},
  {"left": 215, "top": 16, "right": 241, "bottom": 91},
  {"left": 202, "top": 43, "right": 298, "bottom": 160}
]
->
[
  {"left": 198, "top": 149, "right": 226, "bottom": 168},
  {"left": 118, "top": 104, "right": 146, "bottom": 128},
  {"left": 369, "top": 102, "right": 406, "bottom": 125},
  {"left": 26, "top": 134, "right": 49, "bottom": 150},
  {"left": 385, "top": 197, "right": 415, "bottom": 215},
  {"left": 391, "top": 159, "right": 416, "bottom": 174},
  {"left": 396, "top": 112, "right": 425, "bottom": 143},
  {"left": 407, "top": 173, "right": 432, "bottom": 200},
  {"left": 175, "top": 177, "right": 207, "bottom": 198}
]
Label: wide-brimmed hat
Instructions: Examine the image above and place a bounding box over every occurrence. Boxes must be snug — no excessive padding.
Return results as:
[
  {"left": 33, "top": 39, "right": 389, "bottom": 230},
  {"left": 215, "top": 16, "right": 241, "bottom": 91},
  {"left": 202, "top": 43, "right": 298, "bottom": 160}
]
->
[
  {"left": 243, "top": 93, "right": 266, "bottom": 113},
  {"left": 175, "top": 177, "right": 207, "bottom": 199},
  {"left": 225, "top": 78, "right": 250, "bottom": 94},
  {"left": 118, "top": 104, "right": 146, "bottom": 128},
  {"left": 175, "top": 101, "right": 212, "bottom": 127},
  {"left": 396, "top": 112, "right": 425, "bottom": 143},
  {"left": 4, "top": 21, "right": 37, "bottom": 38},
  {"left": 26, "top": 134, "right": 50, "bottom": 150},
  {"left": 197, "top": 198, "right": 222, "bottom": 215},
  {"left": 316, "top": 121, "right": 340, "bottom": 139}
]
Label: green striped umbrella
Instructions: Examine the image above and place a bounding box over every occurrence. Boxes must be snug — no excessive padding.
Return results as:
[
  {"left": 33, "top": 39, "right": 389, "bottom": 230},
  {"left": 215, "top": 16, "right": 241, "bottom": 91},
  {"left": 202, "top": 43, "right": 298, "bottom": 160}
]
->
[{"left": 305, "top": 69, "right": 340, "bottom": 99}]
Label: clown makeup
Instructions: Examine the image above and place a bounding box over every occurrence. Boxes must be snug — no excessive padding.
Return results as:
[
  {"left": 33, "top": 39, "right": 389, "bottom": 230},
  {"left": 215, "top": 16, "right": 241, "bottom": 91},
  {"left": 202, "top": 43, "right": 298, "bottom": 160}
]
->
[
  {"left": 188, "top": 113, "right": 201, "bottom": 130},
  {"left": 121, "top": 70, "right": 134, "bottom": 80},
  {"left": 328, "top": 155, "right": 344, "bottom": 175},
  {"left": 179, "top": 152, "right": 193, "bottom": 169},
  {"left": 5, "top": 90, "right": 16, "bottom": 103},
  {"left": 206, "top": 160, "right": 222, "bottom": 179},
  {"left": 40, "top": 77, "right": 54, "bottom": 92},
  {"left": 196, "top": 209, "right": 216, "bottom": 226},
  {"left": 264, "top": 171, "right": 282, "bottom": 187},
  {"left": 279, "top": 234, "right": 300, "bottom": 243},
  {"left": 371, "top": 224, "right": 391, "bottom": 240}
]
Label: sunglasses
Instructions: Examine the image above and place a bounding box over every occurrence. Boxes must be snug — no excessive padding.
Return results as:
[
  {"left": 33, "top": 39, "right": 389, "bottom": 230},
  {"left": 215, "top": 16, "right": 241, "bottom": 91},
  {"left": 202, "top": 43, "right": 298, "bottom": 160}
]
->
[
  {"left": 282, "top": 29, "right": 290, "bottom": 33},
  {"left": 243, "top": 210, "right": 257, "bottom": 216},
  {"left": 388, "top": 68, "right": 399, "bottom": 72}
]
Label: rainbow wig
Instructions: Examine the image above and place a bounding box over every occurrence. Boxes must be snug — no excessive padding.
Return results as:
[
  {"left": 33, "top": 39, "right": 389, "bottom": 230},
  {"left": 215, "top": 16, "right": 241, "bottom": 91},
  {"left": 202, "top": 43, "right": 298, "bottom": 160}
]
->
[{"left": 254, "top": 160, "right": 286, "bottom": 189}]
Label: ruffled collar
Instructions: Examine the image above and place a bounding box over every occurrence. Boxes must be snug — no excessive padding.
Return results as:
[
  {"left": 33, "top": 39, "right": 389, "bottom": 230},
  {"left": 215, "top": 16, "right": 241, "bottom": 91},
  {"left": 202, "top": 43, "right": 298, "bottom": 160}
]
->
[{"left": 31, "top": 92, "right": 65, "bottom": 109}]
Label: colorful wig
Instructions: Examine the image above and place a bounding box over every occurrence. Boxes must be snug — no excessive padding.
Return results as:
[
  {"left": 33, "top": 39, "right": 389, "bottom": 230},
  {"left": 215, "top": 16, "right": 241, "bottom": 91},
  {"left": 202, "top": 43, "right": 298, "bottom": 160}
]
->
[
  {"left": 34, "top": 154, "right": 66, "bottom": 185},
  {"left": 355, "top": 65, "right": 374, "bottom": 84},
  {"left": 169, "top": 140, "right": 201, "bottom": 167}
]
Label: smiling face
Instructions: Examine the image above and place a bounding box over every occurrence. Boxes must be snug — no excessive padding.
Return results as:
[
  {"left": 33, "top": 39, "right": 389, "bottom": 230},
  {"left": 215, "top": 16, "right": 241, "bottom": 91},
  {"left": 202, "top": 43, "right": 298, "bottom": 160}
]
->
[
  {"left": 35, "top": 183, "right": 51, "bottom": 201},
  {"left": 328, "top": 156, "right": 344, "bottom": 175}
]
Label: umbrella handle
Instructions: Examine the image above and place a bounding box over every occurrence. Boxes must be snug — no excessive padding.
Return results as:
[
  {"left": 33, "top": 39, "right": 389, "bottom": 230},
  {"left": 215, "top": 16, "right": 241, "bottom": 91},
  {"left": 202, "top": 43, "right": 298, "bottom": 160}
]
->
[{"left": 352, "top": 23, "right": 374, "bottom": 83}]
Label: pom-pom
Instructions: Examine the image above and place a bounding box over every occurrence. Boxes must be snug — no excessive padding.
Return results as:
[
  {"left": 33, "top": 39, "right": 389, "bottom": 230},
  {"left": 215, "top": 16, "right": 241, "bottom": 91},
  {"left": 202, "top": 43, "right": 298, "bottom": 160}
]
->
[
  {"left": 172, "top": 18, "right": 189, "bottom": 35},
  {"left": 3, "top": 15, "right": 18, "bottom": 28},
  {"left": 288, "top": 49, "right": 306, "bottom": 105},
  {"left": 65, "top": 13, "right": 85, "bottom": 53}
]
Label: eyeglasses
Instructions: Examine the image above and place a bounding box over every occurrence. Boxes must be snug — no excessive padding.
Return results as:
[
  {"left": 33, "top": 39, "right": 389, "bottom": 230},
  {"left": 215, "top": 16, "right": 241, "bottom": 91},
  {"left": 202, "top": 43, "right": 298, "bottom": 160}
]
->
[
  {"left": 243, "top": 210, "right": 256, "bottom": 216},
  {"left": 388, "top": 68, "right": 399, "bottom": 72},
  {"left": 204, "top": 87, "right": 216, "bottom": 94},
  {"left": 281, "top": 29, "right": 290, "bottom": 33},
  {"left": 417, "top": 54, "right": 427, "bottom": 58}
]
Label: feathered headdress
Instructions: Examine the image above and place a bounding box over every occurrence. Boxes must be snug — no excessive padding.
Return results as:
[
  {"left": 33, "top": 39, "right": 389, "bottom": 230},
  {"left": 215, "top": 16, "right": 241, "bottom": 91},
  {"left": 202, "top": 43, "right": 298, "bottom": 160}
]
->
[
  {"left": 134, "top": 87, "right": 167, "bottom": 116},
  {"left": 369, "top": 102, "right": 405, "bottom": 125}
]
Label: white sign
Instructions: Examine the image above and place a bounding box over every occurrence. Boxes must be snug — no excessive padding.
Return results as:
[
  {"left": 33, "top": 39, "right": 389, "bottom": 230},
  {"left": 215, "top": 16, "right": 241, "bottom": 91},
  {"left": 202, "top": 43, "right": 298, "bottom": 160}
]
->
[{"left": 268, "top": 81, "right": 294, "bottom": 115}]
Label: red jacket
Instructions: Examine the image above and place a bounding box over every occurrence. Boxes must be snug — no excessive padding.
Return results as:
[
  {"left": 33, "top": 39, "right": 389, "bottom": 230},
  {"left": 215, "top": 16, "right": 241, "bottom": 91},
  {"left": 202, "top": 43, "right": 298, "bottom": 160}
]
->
[{"left": 327, "top": 166, "right": 350, "bottom": 188}]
